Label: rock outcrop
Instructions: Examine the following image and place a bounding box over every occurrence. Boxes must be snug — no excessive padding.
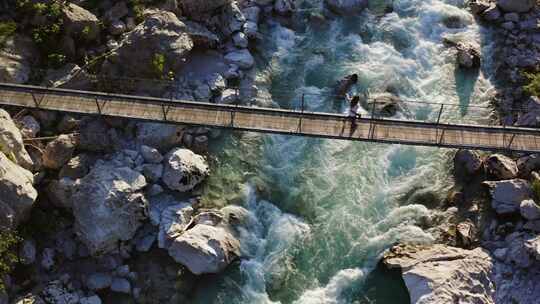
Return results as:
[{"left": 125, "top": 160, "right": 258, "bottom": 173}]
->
[
  {"left": 167, "top": 210, "right": 242, "bottom": 275},
  {"left": 384, "top": 244, "right": 495, "bottom": 304},
  {"left": 162, "top": 148, "right": 209, "bottom": 192},
  {"left": 0, "top": 109, "right": 34, "bottom": 170},
  {"left": 136, "top": 123, "right": 185, "bottom": 151},
  {"left": 43, "top": 135, "right": 78, "bottom": 170},
  {"left": 72, "top": 162, "right": 148, "bottom": 255},
  {"left": 483, "top": 179, "right": 532, "bottom": 215},
  {"left": 454, "top": 149, "right": 483, "bottom": 180},
  {"left": 62, "top": 3, "right": 100, "bottom": 42},
  {"left": 102, "top": 11, "right": 194, "bottom": 78},
  {"left": 485, "top": 154, "right": 518, "bottom": 180},
  {"left": 0, "top": 152, "right": 37, "bottom": 229},
  {"left": 0, "top": 35, "right": 39, "bottom": 84}
]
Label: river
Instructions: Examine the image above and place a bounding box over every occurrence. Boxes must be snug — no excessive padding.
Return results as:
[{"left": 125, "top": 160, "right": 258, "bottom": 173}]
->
[{"left": 193, "top": 0, "right": 495, "bottom": 303}]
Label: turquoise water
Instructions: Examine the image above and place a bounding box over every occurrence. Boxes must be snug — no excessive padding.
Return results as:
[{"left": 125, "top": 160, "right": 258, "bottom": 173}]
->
[{"left": 194, "top": 0, "right": 495, "bottom": 303}]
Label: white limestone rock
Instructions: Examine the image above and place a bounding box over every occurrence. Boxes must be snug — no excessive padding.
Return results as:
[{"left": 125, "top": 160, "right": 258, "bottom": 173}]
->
[
  {"left": 72, "top": 163, "right": 148, "bottom": 255},
  {"left": 168, "top": 223, "right": 240, "bottom": 275},
  {"left": 0, "top": 151, "right": 37, "bottom": 229},
  {"left": 483, "top": 179, "right": 532, "bottom": 215},
  {"left": 384, "top": 244, "right": 495, "bottom": 304},
  {"left": 163, "top": 148, "right": 209, "bottom": 192},
  {"left": 0, "top": 109, "right": 34, "bottom": 170},
  {"left": 485, "top": 154, "right": 518, "bottom": 180}
]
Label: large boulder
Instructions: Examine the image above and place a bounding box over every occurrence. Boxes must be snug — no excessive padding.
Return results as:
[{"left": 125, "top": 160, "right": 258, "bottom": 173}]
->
[
  {"left": 483, "top": 179, "right": 532, "bottom": 215},
  {"left": 102, "top": 11, "right": 193, "bottom": 78},
  {"left": 454, "top": 149, "right": 483, "bottom": 180},
  {"left": 0, "top": 109, "right": 34, "bottom": 170},
  {"left": 456, "top": 43, "right": 481, "bottom": 69},
  {"left": 485, "top": 154, "right": 518, "bottom": 180},
  {"left": 163, "top": 148, "right": 209, "bottom": 192},
  {"left": 167, "top": 217, "right": 240, "bottom": 274},
  {"left": 0, "top": 34, "right": 39, "bottom": 84},
  {"left": 384, "top": 244, "right": 495, "bottom": 304},
  {"left": 79, "top": 119, "right": 119, "bottom": 153},
  {"left": 497, "top": 0, "right": 535, "bottom": 13},
  {"left": 42, "top": 135, "right": 78, "bottom": 170},
  {"left": 62, "top": 3, "right": 100, "bottom": 42},
  {"left": 324, "top": 0, "right": 368, "bottom": 15},
  {"left": 517, "top": 153, "right": 540, "bottom": 178},
  {"left": 224, "top": 49, "right": 254, "bottom": 70},
  {"left": 72, "top": 163, "right": 148, "bottom": 255},
  {"left": 180, "top": 0, "right": 231, "bottom": 18},
  {"left": 157, "top": 202, "right": 194, "bottom": 249},
  {"left": 0, "top": 152, "right": 37, "bottom": 229},
  {"left": 136, "top": 123, "right": 185, "bottom": 151},
  {"left": 520, "top": 199, "right": 540, "bottom": 221}
]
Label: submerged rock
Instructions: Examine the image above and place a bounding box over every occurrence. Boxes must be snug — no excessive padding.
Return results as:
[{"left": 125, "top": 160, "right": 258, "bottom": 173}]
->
[
  {"left": 384, "top": 244, "right": 495, "bottom": 304},
  {"left": 163, "top": 148, "right": 209, "bottom": 192}
]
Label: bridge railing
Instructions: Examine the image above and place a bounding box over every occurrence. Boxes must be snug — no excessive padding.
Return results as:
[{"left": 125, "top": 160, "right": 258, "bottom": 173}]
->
[{"left": 17, "top": 72, "right": 536, "bottom": 130}]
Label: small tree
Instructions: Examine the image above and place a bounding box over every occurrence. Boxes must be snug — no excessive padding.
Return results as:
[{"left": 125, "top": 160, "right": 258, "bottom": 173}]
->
[
  {"left": 0, "top": 230, "right": 20, "bottom": 291},
  {"left": 524, "top": 72, "right": 540, "bottom": 97}
]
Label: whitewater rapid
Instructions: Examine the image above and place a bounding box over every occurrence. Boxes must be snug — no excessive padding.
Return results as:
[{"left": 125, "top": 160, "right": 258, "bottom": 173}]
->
[{"left": 194, "top": 0, "right": 495, "bottom": 303}]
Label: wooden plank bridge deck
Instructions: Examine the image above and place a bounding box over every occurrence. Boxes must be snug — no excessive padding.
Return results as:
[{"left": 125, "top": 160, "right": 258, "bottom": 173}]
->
[{"left": 1, "top": 83, "right": 540, "bottom": 153}]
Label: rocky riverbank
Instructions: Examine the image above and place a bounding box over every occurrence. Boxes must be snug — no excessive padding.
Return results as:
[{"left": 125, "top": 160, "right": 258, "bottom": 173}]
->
[
  {"left": 382, "top": 1, "right": 540, "bottom": 303},
  {"left": 0, "top": 0, "right": 297, "bottom": 303}
]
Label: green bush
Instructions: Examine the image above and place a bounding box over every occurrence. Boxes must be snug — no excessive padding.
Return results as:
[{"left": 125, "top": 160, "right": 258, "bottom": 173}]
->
[
  {"left": 524, "top": 72, "right": 540, "bottom": 97},
  {"left": 152, "top": 53, "right": 165, "bottom": 76},
  {"left": 16, "top": 0, "right": 67, "bottom": 67},
  {"left": 532, "top": 179, "right": 540, "bottom": 203},
  {"left": 0, "top": 21, "right": 17, "bottom": 48},
  {"left": 0, "top": 230, "right": 20, "bottom": 291}
]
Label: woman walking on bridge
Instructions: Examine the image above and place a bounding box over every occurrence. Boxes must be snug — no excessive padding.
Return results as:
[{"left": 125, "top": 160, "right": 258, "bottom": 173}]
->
[{"left": 346, "top": 93, "right": 361, "bottom": 130}]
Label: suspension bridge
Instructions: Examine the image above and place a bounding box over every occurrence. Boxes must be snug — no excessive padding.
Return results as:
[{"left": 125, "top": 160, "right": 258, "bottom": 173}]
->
[{"left": 0, "top": 82, "right": 539, "bottom": 153}]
